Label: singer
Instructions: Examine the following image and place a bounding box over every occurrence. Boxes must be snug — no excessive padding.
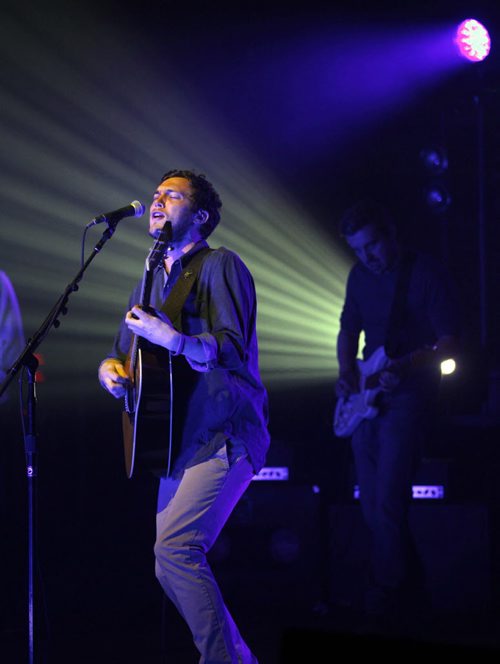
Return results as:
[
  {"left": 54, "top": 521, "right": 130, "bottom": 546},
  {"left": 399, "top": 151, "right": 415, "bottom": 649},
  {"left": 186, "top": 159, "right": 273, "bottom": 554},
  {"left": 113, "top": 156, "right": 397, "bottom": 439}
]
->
[{"left": 98, "top": 169, "right": 269, "bottom": 663}]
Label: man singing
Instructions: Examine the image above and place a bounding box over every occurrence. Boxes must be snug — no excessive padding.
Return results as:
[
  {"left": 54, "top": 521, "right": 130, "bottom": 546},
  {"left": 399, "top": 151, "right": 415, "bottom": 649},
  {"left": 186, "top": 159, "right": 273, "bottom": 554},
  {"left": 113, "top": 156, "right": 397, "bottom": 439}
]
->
[{"left": 98, "top": 169, "right": 269, "bottom": 663}]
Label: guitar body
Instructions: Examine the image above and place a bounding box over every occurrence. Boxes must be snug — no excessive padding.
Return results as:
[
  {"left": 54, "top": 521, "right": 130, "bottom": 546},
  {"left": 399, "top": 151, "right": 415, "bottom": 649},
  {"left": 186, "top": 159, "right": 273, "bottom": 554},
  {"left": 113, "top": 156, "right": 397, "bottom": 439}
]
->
[
  {"left": 333, "top": 345, "right": 389, "bottom": 438},
  {"left": 123, "top": 341, "right": 172, "bottom": 478}
]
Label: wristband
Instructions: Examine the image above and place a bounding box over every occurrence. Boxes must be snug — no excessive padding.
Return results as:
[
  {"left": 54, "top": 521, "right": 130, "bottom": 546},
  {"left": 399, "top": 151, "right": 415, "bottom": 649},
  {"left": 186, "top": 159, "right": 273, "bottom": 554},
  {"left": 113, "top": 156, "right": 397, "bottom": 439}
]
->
[{"left": 172, "top": 333, "right": 186, "bottom": 356}]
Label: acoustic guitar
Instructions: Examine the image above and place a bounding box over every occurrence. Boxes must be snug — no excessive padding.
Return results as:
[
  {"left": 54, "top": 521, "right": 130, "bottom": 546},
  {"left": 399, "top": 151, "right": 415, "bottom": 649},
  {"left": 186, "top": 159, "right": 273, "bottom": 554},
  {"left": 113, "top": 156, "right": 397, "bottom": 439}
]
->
[{"left": 122, "top": 222, "right": 173, "bottom": 478}]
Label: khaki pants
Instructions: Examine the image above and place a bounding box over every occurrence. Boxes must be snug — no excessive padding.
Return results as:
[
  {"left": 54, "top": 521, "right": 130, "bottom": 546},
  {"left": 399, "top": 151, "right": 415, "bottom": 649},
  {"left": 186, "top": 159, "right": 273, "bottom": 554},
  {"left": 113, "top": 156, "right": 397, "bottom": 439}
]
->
[{"left": 155, "top": 442, "right": 258, "bottom": 663}]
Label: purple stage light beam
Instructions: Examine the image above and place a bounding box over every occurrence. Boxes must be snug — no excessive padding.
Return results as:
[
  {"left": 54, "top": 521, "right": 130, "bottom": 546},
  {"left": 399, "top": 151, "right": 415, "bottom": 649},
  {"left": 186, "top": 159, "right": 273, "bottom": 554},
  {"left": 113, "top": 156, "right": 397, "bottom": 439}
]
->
[{"left": 455, "top": 18, "right": 491, "bottom": 62}]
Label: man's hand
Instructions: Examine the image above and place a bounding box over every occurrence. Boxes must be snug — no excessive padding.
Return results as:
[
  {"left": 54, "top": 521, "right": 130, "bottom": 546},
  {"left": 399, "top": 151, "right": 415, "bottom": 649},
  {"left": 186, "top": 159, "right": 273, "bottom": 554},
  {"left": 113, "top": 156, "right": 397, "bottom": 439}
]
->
[
  {"left": 98, "top": 357, "right": 129, "bottom": 398},
  {"left": 125, "top": 305, "right": 180, "bottom": 351},
  {"left": 379, "top": 355, "right": 411, "bottom": 392},
  {"left": 335, "top": 368, "right": 360, "bottom": 398}
]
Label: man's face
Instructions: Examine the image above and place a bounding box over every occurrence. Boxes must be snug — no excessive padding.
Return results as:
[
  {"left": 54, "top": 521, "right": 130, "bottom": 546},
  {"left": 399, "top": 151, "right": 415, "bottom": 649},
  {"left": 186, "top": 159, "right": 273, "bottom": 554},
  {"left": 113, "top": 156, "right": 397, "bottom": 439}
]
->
[
  {"left": 346, "top": 223, "right": 398, "bottom": 275},
  {"left": 149, "top": 176, "right": 198, "bottom": 242}
]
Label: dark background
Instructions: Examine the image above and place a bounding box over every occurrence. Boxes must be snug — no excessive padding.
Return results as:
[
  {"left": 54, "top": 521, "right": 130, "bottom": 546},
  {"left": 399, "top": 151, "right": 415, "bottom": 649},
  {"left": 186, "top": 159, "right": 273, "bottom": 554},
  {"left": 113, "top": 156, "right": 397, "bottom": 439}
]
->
[{"left": 2, "top": 1, "right": 500, "bottom": 661}]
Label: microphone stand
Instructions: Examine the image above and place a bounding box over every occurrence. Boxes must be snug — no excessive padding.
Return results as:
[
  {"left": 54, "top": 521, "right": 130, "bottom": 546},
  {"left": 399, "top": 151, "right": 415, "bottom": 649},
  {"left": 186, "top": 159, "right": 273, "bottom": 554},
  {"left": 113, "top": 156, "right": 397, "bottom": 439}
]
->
[{"left": 0, "top": 223, "right": 118, "bottom": 664}]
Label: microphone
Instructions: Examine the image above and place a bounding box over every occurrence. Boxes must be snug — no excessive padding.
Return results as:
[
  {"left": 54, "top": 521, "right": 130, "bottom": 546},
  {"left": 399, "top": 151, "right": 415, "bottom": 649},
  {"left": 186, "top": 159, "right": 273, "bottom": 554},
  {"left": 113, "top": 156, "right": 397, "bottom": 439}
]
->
[{"left": 86, "top": 200, "right": 146, "bottom": 228}]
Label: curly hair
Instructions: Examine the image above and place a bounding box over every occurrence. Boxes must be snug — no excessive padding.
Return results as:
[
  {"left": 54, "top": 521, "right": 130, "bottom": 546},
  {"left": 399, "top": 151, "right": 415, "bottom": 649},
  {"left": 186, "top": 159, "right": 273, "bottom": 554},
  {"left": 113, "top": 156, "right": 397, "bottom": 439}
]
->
[
  {"left": 339, "top": 199, "right": 395, "bottom": 238},
  {"left": 160, "top": 169, "right": 222, "bottom": 239}
]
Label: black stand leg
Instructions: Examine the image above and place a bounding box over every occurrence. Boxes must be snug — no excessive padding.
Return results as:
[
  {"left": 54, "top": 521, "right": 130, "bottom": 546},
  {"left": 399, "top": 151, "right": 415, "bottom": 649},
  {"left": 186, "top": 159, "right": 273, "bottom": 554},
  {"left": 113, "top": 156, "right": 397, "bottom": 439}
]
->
[
  {"left": 22, "top": 353, "right": 39, "bottom": 664},
  {"left": 0, "top": 225, "right": 118, "bottom": 664}
]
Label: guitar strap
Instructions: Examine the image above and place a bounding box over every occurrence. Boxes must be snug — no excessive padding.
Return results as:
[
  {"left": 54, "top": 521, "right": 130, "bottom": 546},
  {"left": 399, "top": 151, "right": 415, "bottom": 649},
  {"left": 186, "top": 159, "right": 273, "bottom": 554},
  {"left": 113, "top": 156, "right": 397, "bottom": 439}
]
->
[
  {"left": 384, "top": 249, "right": 416, "bottom": 359},
  {"left": 159, "top": 246, "right": 214, "bottom": 325}
]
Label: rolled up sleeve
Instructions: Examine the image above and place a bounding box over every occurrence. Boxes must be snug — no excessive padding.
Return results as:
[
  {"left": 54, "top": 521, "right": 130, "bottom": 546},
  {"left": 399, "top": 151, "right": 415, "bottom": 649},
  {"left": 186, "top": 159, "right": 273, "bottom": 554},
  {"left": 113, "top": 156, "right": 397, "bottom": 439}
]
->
[{"left": 194, "top": 249, "right": 257, "bottom": 371}]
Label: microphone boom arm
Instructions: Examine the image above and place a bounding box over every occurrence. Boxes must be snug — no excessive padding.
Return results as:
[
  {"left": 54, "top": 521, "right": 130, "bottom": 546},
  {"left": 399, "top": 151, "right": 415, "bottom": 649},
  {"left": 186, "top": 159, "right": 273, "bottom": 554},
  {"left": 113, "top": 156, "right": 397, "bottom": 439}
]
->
[
  {"left": 0, "top": 219, "right": 122, "bottom": 664},
  {"left": 0, "top": 223, "right": 116, "bottom": 398}
]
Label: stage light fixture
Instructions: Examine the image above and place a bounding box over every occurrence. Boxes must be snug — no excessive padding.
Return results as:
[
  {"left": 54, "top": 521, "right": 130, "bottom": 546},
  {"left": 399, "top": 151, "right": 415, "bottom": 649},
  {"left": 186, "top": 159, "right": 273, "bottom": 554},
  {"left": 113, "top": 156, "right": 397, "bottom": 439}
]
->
[
  {"left": 455, "top": 19, "right": 491, "bottom": 62},
  {"left": 441, "top": 358, "right": 456, "bottom": 375},
  {"left": 422, "top": 181, "right": 451, "bottom": 213},
  {"left": 419, "top": 146, "right": 448, "bottom": 175}
]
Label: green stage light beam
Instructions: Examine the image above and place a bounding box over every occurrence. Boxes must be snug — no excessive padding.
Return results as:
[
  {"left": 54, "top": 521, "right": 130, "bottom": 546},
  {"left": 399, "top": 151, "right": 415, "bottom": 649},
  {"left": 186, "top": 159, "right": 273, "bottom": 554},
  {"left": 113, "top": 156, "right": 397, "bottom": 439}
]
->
[{"left": 0, "top": 3, "right": 350, "bottom": 400}]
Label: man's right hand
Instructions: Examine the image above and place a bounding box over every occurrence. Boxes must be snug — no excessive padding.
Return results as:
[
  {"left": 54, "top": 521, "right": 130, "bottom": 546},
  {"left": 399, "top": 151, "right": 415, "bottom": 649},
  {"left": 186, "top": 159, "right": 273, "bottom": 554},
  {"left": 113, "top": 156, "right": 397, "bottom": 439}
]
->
[
  {"left": 335, "top": 368, "right": 359, "bottom": 398},
  {"left": 98, "top": 358, "right": 129, "bottom": 398}
]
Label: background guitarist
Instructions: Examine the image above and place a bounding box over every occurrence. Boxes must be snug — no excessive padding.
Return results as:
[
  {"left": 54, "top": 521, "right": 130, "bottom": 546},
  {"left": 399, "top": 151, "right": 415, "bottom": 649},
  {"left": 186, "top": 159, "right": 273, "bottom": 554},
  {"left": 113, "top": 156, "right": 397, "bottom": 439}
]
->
[
  {"left": 98, "top": 169, "right": 269, "bottom": 663},
  {"left": 334, "top": 199, "right": 461, "bottom": 634}
]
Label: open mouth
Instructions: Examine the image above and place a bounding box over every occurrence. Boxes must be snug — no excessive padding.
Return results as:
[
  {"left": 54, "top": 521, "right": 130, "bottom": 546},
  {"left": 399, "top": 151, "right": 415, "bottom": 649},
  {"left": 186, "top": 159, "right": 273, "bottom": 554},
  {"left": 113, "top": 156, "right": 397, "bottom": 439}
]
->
[{"left": 151, "top": 211, "right": 166, "bottom": 221}]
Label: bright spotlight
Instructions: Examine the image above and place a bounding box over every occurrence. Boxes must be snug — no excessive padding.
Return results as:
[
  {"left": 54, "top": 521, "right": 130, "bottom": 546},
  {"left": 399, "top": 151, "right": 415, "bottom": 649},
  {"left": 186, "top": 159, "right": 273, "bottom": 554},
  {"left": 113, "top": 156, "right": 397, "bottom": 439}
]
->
[
  {"left": 455, "top": 19, "right": 491, "bottom": 62},
  {"left": 441, "top": 358, "right": 456, "bottom": 375}
]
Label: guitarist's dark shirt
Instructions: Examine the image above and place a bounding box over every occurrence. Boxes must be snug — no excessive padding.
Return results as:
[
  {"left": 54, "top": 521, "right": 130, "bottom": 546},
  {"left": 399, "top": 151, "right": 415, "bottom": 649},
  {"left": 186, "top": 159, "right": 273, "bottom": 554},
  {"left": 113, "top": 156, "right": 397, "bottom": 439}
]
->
[
  {"left": 108, "top": 241, "right": 270, "bottom": 478},
  {"left": 340, "top": 250, "right": 461, "bottom": 394}
]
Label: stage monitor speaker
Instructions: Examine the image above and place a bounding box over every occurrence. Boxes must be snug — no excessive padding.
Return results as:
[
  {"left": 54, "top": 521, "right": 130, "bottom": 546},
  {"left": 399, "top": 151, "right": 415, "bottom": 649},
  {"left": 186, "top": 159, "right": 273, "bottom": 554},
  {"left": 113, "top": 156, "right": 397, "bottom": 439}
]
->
[
  {"left": 328, "top": 503, "right": 492, "bottom": 615},
  {"left": 208, "top": 483, "right": 324, "bottom": 616}
]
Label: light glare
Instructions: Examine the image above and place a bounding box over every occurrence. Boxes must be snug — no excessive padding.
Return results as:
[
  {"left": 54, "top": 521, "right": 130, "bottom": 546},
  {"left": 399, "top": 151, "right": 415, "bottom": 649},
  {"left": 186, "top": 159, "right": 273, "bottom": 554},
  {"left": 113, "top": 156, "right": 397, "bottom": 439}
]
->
[
  {"left": 441, "top": 358, "right": 456, "bottom": 375},
  {"left": 455, "top": 19, "right": 491, "bottom": 62},
  {"left": 0, "top": 5, "right": 350, "bottom": 398}
]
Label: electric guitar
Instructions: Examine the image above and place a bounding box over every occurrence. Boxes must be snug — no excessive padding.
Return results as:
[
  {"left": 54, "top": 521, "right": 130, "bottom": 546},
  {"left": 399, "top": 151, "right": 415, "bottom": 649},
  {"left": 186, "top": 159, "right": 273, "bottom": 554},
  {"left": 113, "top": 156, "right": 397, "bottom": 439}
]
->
[
  {"left": 122, "top": 222, "right": 173, "bottom": 478},
  {"left": 333, "top": 345, "right": 390, "bottom": 438}
]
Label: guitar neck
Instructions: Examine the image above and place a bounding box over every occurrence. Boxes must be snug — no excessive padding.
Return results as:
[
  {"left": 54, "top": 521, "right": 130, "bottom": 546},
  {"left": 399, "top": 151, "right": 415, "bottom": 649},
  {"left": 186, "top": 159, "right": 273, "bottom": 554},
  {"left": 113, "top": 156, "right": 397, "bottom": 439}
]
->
[
  {"left": 141, "top": 275, "right": 154, "bottom": 310},
  {"left": 141, "top": 221, "right": 173, "bottom": 309}
]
